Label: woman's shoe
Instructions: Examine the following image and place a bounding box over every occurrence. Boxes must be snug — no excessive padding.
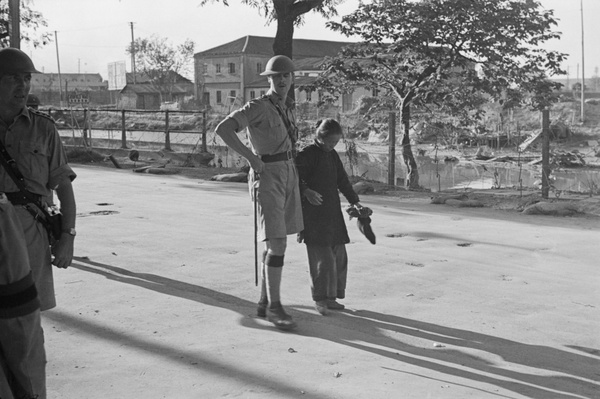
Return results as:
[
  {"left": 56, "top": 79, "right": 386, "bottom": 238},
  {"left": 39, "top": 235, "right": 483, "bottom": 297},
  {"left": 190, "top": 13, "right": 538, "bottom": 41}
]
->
[
  {"left": 315, "top": 301, "right": 328, "bottom": 315},
  {"left": 327, "top": 300, "right": 345, "bottom": 310}
]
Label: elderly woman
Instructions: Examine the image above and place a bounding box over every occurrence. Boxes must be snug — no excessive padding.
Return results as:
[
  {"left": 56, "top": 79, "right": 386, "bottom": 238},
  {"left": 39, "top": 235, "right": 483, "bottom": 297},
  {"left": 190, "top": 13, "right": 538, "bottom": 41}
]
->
[{"left": 296, "top": 119, "right": 364, "bottom": 315}]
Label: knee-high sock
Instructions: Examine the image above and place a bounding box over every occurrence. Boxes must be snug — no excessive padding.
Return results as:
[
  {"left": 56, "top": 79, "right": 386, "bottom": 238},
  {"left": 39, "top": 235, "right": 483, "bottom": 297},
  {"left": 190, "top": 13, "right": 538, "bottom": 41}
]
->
[
  {"left": 259, "top": 266, "right": 268, "bottom": 305},
  {"left": 266, "top": 266, "right": 282, "bottom": 306},
  {"left": 264, "top": 252, "right": 284, "bottom": 306},
  {"left": 259, "top": 250, "right": 268, "bottom": 304}
]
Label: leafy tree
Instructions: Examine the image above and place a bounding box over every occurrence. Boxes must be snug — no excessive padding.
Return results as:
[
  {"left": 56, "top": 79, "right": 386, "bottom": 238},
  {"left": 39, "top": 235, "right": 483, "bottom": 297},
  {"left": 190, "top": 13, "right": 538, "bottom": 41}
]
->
[
  {"left": 315, "top": 0, "right": 566, "bottom": 189},
  {"left": 199, "top": 0, "right": 343, "bottom": 58},
  {"left": 0, "top": 0, "right": 51, "bottom": 48},
  {"left": 126, "top": 35, "right": 195, "bottom": 103},
  {"left": 199, "top": 0, "right": 345, "bottom": 102}
]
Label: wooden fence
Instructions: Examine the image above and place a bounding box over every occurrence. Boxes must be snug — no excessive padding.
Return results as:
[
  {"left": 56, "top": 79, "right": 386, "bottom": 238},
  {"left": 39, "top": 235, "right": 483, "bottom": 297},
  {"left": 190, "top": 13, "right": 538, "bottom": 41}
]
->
[{"left": 41, "top": 107, "right": 209, "bottom": 153}]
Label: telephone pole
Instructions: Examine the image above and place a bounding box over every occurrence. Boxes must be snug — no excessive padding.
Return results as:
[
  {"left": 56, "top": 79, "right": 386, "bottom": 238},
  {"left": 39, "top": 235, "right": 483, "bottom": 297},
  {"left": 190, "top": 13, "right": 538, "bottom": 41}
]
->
[
  {"left": 8, "top": 0, "right": 20, "bottom": 48},
  {"left": 580, "top": 0, "right": 585, "bottom": 122},
  {"left": 55, "top": 31, "right": 64, "bottom": 107},
  {"left": 130, "top": 22, "right": 137, "bottom": 84}
]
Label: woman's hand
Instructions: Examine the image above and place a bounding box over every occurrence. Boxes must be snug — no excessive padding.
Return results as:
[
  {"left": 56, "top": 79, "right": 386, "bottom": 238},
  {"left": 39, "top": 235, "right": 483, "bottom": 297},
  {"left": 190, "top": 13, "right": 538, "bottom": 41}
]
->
[{"left": 304, "top": 188, "right": 323, "bottom": 206}]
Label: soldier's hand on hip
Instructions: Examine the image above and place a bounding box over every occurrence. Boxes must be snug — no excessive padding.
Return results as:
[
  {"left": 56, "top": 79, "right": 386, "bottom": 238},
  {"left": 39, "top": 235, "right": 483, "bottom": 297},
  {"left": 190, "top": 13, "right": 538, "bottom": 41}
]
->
[{"left": 249, "top": 155, "right": 265, "bottom": 174}]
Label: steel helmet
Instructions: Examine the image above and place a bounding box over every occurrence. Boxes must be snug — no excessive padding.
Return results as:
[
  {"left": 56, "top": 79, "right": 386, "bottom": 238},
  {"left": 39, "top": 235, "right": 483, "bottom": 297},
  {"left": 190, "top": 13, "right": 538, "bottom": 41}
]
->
[
  {"left": 260, "top": 55, "right": 296, "bottom": 76},
  {"left": 0, "top": 47, "right": 41, "bottom": 75},
  {"left": 27, "top": 94, "right": 41, "bottom": 107}
]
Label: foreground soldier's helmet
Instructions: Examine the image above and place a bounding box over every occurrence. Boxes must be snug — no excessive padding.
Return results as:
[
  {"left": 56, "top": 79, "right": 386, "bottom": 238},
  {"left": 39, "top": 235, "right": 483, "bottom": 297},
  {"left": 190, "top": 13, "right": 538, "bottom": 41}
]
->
[
  {"left": 260, "top": 55, "right": 296, "bottom": 76},
  {"left": 0, "top": 47, "right": 42, "bottom": 75}
]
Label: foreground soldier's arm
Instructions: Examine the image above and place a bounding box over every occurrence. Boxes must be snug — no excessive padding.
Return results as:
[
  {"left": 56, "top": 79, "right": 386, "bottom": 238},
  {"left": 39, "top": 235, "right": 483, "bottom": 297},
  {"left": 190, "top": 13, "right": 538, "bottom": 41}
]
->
[
  {"left": 51, "top": 180, "right": 76, "bottom": 269},
  {"left": 215, "top": 117, "right": 265, "bottom": 173}
]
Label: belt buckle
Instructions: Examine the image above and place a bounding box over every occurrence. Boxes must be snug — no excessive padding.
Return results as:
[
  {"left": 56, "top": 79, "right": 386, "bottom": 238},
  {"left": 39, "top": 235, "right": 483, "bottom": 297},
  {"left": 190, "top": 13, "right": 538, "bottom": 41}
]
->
[{"left": 286, "top": 150, "right": 293, "bottom": 160}]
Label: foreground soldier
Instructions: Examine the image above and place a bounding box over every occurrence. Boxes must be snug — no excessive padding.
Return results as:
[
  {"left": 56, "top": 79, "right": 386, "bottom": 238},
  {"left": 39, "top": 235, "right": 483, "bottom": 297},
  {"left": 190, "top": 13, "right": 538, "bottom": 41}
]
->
[
  {"left": 0, "top": 193, "right": 46, "bottom": 399},
  {"left": 0, "top": 47, "right": 77, "bottom": 311},
  {"left": 215, "top": 55, "right": 303, "bottom": 330}
]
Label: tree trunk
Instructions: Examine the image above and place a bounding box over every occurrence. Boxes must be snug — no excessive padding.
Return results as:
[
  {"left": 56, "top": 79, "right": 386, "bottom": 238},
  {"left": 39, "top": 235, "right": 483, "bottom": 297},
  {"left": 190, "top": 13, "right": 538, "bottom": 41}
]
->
[
  {"left": 400, "top": 103, "right": 420, "bottom": 189},
  {"left": 272, "top": 9, "right": 294, "bottom": 58},
  {"left": 273, "top": 0, "right": 296, "bottom": 101}
]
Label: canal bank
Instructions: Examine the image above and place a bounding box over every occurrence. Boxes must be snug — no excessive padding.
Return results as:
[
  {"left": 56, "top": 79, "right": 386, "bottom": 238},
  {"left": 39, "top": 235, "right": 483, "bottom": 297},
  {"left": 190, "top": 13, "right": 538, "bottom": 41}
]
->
[{"left": 60, "top": 124, "right": 600, "bottom": 196}]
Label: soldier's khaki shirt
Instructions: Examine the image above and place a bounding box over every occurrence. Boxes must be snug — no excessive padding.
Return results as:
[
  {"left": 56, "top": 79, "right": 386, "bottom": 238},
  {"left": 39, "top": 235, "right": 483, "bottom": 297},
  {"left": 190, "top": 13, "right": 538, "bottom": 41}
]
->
[
  {"left": 228, "top": 92, "right": 295, "bottom": 156},
  {"left": 0, "top": 107, "right": 76, "bottom": 198}
]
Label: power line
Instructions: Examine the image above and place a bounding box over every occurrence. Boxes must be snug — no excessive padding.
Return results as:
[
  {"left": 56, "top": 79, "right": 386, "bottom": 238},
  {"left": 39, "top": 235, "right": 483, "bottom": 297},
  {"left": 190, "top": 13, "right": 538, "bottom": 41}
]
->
[{"left": 53, "top": 23, "right": 128, "bottom": 33}]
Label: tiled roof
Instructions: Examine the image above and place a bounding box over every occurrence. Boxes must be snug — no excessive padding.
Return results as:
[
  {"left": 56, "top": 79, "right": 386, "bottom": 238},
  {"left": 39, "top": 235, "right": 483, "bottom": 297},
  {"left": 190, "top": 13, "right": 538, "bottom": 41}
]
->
[
  {"left": 32, "top": 73, "right": 104, "bottom": 82},
  {"left": 126, "top": 71, "right": 192, "bottom": 84},
  {"left": 292, "top": 57, "right": 327, "bottom": 71},
  {"left": 120, "top": 83, "right": 193, "bottom": 95},
  {"left": 195, "top": 35, "right": 351, "bottom": 59}
]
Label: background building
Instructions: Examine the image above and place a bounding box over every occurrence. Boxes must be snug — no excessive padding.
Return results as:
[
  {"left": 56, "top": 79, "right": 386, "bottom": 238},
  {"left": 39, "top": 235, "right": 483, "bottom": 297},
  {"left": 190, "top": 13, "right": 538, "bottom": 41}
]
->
[
  {"left": 194, "top": 36, "right": 372, "bottom": 113},
  {"left": 118, "top": 72, "right": 195, "bottom": 110},
  {"left": 30, "top": 73, "right": 109, "bottom": 107}
]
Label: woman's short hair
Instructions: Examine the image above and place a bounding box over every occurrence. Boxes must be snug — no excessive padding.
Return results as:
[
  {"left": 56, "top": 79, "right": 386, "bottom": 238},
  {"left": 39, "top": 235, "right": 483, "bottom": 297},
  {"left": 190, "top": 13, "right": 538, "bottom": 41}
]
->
[{"left": 315, "top": 118, "right": 343, "bottom": 139}]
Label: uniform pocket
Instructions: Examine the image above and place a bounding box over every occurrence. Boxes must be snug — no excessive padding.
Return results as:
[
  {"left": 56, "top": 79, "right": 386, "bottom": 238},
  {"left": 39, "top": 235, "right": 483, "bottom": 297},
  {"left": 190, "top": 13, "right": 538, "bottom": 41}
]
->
[
  {"left": 19, "top": 141, "right": 48, "bottom": 179},
  {"left": 256, "top": 114, "right": 282, "bottom": 131}
]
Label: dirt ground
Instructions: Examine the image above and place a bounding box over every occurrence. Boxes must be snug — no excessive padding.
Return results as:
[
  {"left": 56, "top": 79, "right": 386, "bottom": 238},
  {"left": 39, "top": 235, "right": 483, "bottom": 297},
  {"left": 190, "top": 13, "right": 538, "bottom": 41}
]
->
[{"left": 38, "top": 160, "right": 600, "bottom": 399}]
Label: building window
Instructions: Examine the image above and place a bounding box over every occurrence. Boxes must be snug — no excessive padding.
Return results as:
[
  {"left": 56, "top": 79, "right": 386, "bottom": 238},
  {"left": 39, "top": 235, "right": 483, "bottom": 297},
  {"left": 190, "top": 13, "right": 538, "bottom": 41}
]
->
[
  {"left": 257, "top": 63, "right": 263, "bottom": 74},
  {"left": 372, "top": 88, "right": 379, "bottom": 97},
  {"left": 216, "top": 64, "right": 221, "bottom": 74},
  {"left": 229, "top": 63, "right": 236, "bottom": 74},
  {"left": 203, "top": 92, "right": 210, "bottom": 104},
  {"left": 203, "top": 64, "right": 208, "bottom": 75},
  {"left": 216, "top": 91, "right": 222, "bottom": 104},
  {"left": 306, "top": 90, "right": 312, "bottom": 102},
  {"left": 250, "top": 90, "right": 256, "bottom": 99},
  {"left": 260, "top": 90, "right": 266, "bottom": 96},
  {"left": 229, "top": 90, "right": 236, "bottom": 104}
]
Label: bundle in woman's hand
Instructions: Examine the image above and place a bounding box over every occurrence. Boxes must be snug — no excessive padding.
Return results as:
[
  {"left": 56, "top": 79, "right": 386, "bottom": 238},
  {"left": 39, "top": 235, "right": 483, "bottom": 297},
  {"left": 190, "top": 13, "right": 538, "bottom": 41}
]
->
[{"left": 346, "top": 205, "right": 376, "bottom": 245}]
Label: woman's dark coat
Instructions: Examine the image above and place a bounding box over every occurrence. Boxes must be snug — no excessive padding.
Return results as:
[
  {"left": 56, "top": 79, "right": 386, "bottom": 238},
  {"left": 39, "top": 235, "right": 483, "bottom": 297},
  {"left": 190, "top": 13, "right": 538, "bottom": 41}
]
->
[{"left": 296, "top": 141, "right": 359, "bottom": 246}]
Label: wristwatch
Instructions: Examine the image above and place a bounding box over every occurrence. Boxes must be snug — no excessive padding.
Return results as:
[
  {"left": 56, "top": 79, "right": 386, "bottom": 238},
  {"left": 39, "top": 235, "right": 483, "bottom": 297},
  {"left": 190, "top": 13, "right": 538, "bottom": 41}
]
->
[{"left": 63, "top": 228, "right": 77, "bottom": 236}]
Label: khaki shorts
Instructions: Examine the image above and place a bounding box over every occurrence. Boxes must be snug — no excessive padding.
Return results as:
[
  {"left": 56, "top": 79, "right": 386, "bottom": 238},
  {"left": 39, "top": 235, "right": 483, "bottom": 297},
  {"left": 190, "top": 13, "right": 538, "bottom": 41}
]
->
[
  {"left": 249, "top": 160, "right": 303, "bottom": 241},
  {"left": 12, "top": 205, "right": 55, "bottom": 311}
]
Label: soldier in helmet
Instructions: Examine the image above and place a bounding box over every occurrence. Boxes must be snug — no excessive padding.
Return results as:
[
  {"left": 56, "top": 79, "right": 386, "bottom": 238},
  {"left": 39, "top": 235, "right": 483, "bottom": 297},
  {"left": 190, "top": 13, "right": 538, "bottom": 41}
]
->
[
  {"left": 216, "top": 55, "right": 303, "bottom": 330},
  {"left": 0, "top": 47, "right": 77, "bottom": 313},
  {"left": 26, "top": 94, "right": 41, "bottom": 110}
]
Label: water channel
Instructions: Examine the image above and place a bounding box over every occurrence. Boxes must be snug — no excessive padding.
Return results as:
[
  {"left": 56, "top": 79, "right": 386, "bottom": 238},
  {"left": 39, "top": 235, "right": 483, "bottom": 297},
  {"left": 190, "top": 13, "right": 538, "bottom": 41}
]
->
[{"left": 61, "top": 128, "right": 600, "bottom": 194}]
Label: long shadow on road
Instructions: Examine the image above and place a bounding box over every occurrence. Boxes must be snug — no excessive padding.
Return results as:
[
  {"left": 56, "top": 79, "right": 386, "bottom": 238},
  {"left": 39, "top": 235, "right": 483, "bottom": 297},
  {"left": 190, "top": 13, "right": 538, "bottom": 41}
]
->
[
  {"left": 63, "top": 256, "right": 598, "bottom": 399},
  {"left": 48, "top": 256, "right": 316, "bottom": 398},
  {"left": 295, "top": 309, "right": 599, "bottom": 399}
]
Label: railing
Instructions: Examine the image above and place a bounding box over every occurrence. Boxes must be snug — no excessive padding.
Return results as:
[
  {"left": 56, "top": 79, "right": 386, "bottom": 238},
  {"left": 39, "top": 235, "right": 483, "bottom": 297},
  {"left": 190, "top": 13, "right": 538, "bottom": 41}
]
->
[{"left": 41, "top": 107, "right": 209, "bottom": 153}]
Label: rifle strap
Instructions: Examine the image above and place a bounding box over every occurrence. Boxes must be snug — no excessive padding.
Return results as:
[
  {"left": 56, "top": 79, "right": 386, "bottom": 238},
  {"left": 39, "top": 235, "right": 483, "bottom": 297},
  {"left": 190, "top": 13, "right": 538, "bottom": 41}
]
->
[
  {"left": 0, "top": 140, "right": 50, "bottom": 216},
  {"left": 266, "top": 96, "right": 298, "bottom": 150}
]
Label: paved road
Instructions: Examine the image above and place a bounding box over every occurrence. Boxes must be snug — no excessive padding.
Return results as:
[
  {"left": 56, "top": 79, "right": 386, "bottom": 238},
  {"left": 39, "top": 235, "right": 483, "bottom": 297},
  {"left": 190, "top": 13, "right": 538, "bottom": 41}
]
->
[{"left": 43, "top": 165, "right": 599, "bottom": 399}]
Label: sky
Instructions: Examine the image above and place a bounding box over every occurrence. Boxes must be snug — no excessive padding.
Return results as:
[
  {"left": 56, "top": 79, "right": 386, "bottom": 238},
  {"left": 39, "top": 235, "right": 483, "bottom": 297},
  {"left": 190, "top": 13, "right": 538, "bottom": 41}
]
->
[{"left": 20, "top": 0, "right": 600, "bottom": 83}]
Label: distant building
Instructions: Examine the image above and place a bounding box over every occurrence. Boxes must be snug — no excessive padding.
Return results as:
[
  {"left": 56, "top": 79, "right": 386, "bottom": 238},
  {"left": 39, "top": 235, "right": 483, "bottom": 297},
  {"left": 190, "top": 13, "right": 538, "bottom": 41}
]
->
[
  {"left": 118, "top": 71, "right": 195, "bottom": 110},
  {"left": 30, "top": 73, "right": 109, "bottom": 106},
  {"left": 194, "top": 35, "right": 374, "bottom": 113}
]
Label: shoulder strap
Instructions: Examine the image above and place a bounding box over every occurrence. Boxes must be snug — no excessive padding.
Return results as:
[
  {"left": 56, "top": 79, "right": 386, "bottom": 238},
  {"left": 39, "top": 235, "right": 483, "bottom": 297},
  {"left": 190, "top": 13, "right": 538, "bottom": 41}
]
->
[
  {"left": 0, "top": 140, "right": 44, "bottom": 206},
  {"left": 29, "top": 108, "right": 56, "bottom": 123},
  {"left": 267, "top": 97, "right": 298, "bottom": 148}
]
